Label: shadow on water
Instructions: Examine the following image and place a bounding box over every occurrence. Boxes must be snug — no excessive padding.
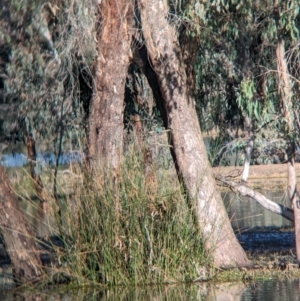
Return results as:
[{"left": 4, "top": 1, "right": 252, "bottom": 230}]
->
[{"left": 0, "top": 280, "right": 300, "bottom": 301}]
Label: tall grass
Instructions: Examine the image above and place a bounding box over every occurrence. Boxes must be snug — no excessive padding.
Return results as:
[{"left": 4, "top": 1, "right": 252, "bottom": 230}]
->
[{"left": 57, "top": 149, "right": 208, "bottom": 286}]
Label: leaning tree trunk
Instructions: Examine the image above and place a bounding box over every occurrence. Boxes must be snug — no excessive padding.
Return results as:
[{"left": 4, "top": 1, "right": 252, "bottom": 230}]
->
[
  {"left": 88, "top": 0, "right": 134, "bottom": 174},
  {"left": 139, "top": 0, "right": 250, "bottom": 268},
  {"left": 0, "top": 166, "right": 43, "bottom": 284}
]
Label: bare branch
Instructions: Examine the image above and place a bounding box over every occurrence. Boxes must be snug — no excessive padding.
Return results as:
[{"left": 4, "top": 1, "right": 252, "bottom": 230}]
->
[{"left": 215, "top": 175, "right": 294, "bottom": 222}]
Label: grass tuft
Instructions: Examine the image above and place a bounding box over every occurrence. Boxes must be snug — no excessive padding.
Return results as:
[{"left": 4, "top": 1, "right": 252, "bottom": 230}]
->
[{"left": 56, "top": 150, "right": 208, "bottom": 286}]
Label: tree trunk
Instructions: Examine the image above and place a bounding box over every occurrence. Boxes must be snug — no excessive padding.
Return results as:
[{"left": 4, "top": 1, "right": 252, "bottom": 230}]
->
[
  {"left": 138, "top": 0, "right": 250, "bottom": 268},
  {"left": 274, "top": 0, "right": 300, "bottom": 262},
  {"left": 26, "top": 134, "right": 44, "bottom": 201},
  {"left": 23, "top": 117, "right": 44, "bottom": 202},
  {"left": 88, "top": 0, "right": 134, "bottom": 173},
  {"left": 0, "top": 166, "right": 43, "bottom": 284},
  {"left": 287, "top": 142, "right": 300, "bottom": 261},
  {"left": 274, "top": 3, "right": 294, "bottom": 132}
]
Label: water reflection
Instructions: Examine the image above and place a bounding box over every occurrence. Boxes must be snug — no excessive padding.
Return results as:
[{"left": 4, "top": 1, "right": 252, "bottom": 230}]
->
[
  {"left": 1, "top": 280, "right": 300, "bottom": 301},
  {"left": 241, "top": 279, "right": 300, "bottom": 301},
  {"left": 0, "top": 282, "right": 247, "bottom": 301}
]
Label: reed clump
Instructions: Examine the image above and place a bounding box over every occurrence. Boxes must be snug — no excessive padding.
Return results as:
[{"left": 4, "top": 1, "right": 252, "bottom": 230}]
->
[{"left": 56, "top": 150, "right": 208, "bottom": 286}]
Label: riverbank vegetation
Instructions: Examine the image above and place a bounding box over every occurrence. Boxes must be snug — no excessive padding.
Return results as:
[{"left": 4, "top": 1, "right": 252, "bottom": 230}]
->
[
  {"left": 6, "top": 151, "right": 209, "bottom": 286},
  {"left": 55, "top": 152, "right": 207, "bottom": 286},
  {"left": 0, "top": 0, "right": 300, "bottom": 286},
  {"left": 6, "top": 161, "right": 300, "bottom": 287}
]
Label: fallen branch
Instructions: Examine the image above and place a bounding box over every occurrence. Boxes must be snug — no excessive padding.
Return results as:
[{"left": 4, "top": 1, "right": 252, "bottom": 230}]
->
[{"left": 215, "top": 175, "right": 294, "bottom": 222}]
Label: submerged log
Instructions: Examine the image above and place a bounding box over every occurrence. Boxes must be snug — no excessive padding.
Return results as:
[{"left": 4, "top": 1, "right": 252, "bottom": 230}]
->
[
  {"left": 215, "top": 175, "right": 294, "bottom": 222},
  {"left": 0, "top": 166, "right": 43, "bottom": 284}
]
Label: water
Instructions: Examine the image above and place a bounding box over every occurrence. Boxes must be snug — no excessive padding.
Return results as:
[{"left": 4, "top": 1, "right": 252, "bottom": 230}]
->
[
  {"left": 0, "top": 279, "right": 299, "bottom": 300},
  {"left": 0, "top": 151, "right": 84, "bottom": 168},
  {"left": 242, "top": 279, "right": 300, "bottom": 301},
  {"left": 224, "top": 189, "right": 293, "bottom": 231}
]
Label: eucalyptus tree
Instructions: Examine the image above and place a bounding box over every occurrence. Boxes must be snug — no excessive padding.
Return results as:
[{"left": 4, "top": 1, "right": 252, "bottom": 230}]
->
[
  {"left": 196, "top": 0, "right": 300, "bottom": 260},
  {"left": 194, "top": 0, "right": 299, "bottom": 167},
  {"left": 273, "top": 0, "right": 300, "bottom": 261},
  {"left": 89, "top": 0, "right": 250, "bottom": 268}
]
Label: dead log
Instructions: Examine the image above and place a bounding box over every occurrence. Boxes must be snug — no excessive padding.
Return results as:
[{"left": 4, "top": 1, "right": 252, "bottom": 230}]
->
[
  {"left": 215, "top": 175, "right": 294, "bottom": 222},
  {"left": 0, "top": 166, "right": 44, "bottom": 284}
]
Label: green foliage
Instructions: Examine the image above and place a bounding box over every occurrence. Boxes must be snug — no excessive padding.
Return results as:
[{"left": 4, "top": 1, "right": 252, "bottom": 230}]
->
[
  {"left": 1, "top": 0, "right": 96, "bottom": 152},
  {"left": 191, "top": 0, "right": 300, "bottom": 163},
  {"left": 236, "top": 79, "right": 262, "bottom": 121}
]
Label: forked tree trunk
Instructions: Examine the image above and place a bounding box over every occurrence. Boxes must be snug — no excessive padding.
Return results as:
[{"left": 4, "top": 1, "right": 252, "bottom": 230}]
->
[
  {"left": 88, "top": 0, "right": 134, "bottom": 173},
  {"left": 0, "top": 166, "right": 43, "bottom": 284},
  {"left": 139, "top": 0, "right": 249, "bottom": 267}
]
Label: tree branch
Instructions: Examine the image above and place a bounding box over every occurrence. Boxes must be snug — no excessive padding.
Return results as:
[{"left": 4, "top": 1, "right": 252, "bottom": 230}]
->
[{"left": 215, "top": 175, "right": 294, "bottom": 222}]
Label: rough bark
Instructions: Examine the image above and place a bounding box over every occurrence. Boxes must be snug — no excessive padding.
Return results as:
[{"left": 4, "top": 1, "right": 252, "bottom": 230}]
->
[
  {"left": 139, "top": 0, "right": 250, "bottom": 268},
  {"left": 88, "top": 0, "right": 134, "bottom": 172},
  {"left": 215, "top": 175, "right": 294, "bottom": 222},
  {"left": 0, "top": 166, "right": 43, "bottom": 284}
]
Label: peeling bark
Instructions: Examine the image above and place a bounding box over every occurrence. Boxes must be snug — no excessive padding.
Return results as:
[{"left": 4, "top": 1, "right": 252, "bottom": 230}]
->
[
  {"left": 138, "top": 0, "right": 250, "bottom": 268},
  {"left": 89, "top": 0, "right": 134, "bottom": 172},
  {"left": 0, "top": 166, "right": 43, "bottom": 284}
]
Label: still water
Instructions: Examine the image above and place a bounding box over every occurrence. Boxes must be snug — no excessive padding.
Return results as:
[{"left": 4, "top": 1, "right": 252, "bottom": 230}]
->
[{"left": 0, "top": 279, "right": 300, "bottom": 301}]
